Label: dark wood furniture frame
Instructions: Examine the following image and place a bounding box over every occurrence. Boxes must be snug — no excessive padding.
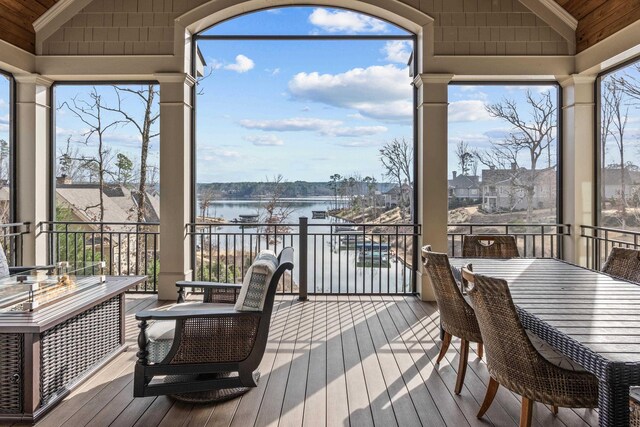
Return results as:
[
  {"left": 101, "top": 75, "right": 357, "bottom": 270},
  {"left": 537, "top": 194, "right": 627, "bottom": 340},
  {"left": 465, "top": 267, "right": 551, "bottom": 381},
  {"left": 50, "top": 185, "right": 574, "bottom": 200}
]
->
[
  {"left": 0, "top": 275, "right": 145, "bottom": 423},
  {"left": 133, "top": 247, "right": 294, "bottom": 398}
]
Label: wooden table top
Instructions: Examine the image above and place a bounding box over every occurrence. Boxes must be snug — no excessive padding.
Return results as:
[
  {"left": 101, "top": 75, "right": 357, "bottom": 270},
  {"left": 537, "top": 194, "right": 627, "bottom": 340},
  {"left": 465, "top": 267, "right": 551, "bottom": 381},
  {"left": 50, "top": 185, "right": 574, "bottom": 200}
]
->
[
  {"left": 0, "top": 276, "right": 146, "bottom": 333},
  {"left": 449, "top": 258, "right": 640, "bottom": 364}
]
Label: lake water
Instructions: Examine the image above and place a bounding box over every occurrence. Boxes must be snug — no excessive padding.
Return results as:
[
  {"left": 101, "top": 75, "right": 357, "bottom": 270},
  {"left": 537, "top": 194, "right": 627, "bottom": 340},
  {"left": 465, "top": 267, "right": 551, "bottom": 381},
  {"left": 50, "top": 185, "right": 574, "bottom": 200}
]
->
[{"left": 197, "top": 198, "right": 414, "bottom": 294}]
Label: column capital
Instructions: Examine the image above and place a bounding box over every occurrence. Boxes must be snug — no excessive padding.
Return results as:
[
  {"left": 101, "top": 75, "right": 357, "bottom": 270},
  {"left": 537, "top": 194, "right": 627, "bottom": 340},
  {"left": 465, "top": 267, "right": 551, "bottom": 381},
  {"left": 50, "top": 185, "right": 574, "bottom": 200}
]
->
[
  {"left": 154, "top": 72, "right": 196, "bottom": 87},
  {"left": 557, "top": 74, "right": 597, "bottom": 88},
  {"left": 413, "top": 73, "right": 454, "bottom": 88},
  {"left": 13, "top": 73, "right": 54, "bottom": 87}
]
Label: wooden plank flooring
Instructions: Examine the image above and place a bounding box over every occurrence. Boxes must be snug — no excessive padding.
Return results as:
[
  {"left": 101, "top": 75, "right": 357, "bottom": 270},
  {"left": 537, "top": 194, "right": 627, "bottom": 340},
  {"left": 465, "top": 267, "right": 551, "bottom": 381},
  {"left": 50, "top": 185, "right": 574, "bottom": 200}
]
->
[{"left": 21, "top": 294, "right": 601, "bottom": 427}]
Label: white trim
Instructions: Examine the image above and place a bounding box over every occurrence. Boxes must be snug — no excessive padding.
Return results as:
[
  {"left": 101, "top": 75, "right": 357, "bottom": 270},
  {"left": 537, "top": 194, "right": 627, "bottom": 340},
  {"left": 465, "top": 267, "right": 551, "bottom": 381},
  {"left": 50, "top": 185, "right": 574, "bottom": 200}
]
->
[
  {"left": 177, "top": 0, "right": 433, "bottom": 36},
  {"left": 0, "top": 39, "right": 35, "bottom": 74},
  {"left": 33, "top": 0, "right": 93, "bottom": 55},
  {"left": 518, "top": 0, "right": 576, "bottom": 55},
  {"left": 538, "top": 0, "right": 577, "bottom": 30}
]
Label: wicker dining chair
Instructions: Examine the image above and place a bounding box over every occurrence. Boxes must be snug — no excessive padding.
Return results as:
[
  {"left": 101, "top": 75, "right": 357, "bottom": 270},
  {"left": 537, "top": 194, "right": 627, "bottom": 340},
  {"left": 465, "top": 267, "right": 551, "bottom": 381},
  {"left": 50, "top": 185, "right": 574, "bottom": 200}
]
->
[
  {"left": 601, "top": 247, "right": 640, "bottom": 284},
  {"left": 421, "top": 245, "right": 483, "bottom": 395},
  {"left": 462, "top": 267, "right": 598, "bottom": 426},
  {"left": 462, "top": 235, "right": 520, "bottom": 258}
]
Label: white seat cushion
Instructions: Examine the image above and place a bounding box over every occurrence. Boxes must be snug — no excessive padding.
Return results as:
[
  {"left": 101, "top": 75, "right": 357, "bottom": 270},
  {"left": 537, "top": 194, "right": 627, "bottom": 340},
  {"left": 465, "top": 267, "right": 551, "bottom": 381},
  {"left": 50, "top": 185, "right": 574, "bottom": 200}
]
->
[{"left": 145, "top": 302, "right": 235, "bottom": 363}]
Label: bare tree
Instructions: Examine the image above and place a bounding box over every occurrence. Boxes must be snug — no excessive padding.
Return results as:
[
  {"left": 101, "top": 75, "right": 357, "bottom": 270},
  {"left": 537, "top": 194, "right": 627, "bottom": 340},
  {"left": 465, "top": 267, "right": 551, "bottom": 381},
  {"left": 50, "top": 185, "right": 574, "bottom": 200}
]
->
[
  {"left": 261, "top": 175, "right": 295, "bottom": 233},
  {"left": 198, "top": 187, "right": 217, "bottom": 220},
  {"left": 478, "top": 90, "right": 557, "bottom": 222},
  {"left": 379, "top": 138, "right": 413, "bottom": 220},
  {"left": 102, "top": 85, "right": 159, "bottom": 223},
  {"left": 455, "top": 141, "right": 475, "bottom": 176},
  {"left": 601, "top": 78, "right": 616, "bottom": 209},
  {"left": 612, "top": 63, "right": 640, "bottom": 102},
  {"left": 59, "top": 88, "right": 125, "bottom": 221},
  {"left": 603, "top": 80, "right": 630, "bottom": 220}
]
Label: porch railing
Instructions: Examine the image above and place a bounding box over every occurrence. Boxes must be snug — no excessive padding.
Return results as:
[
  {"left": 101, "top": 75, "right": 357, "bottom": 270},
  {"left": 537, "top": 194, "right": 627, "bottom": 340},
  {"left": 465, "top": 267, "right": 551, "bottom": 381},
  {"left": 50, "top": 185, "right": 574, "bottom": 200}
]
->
[
  {"left": 447, "top": 223, "right": 570, "bottom": 258},
  {"left": 39, "top": 221, "right": 160, "bottom": 293},
  {"left": 0, "top": 222, "right": 30, "bottom": 266},
  {"left": 188, "top": 218, "right": 421, "bottom": 295},
  {"left": 581, "top": 225, "right": 640, "bottom": 271}
]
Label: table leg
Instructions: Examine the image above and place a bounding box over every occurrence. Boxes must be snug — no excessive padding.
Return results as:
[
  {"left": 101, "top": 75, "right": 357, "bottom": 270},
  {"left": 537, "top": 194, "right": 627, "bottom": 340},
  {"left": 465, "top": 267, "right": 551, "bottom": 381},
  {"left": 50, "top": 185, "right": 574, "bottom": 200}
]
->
[{"left": 598, "top": 380, "right": 629, "bottom": 426}]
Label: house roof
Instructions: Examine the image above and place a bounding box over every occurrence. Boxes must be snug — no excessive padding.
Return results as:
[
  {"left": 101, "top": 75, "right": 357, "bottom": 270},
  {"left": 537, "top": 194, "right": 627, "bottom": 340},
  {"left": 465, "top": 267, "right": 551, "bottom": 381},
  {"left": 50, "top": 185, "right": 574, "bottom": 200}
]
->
[
  {"left": 448, "top": 175, "right": 480, "bottom": 189},
  {"left": 56, "top": 183, "right": 160, "bottom": 224},
  {"left": 482, "top": 167, "right": 556, "bottom": 186}
]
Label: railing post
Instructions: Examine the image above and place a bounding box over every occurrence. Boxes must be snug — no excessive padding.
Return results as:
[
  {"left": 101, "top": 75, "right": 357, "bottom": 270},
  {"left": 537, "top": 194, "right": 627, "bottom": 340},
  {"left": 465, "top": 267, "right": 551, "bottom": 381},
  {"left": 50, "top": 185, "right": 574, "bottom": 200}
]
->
[{"left": 298, "top": 216, "right": 308, "bottom": 301}]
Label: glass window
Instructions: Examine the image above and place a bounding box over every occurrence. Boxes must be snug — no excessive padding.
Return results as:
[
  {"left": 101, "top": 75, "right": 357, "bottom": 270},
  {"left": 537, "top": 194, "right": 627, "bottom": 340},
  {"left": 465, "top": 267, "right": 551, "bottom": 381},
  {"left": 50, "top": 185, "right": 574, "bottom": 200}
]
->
[
  {"left": 0, "top": 72, "right": 12, "bottom": 224},
  {"left": 448, "top": 84, "right": 560, "bottom": 225},
  {"left": 54, "top": 84, "right": 160, "bottom": 224},
  {"left": 598, "top": 59, "right": 640, "bottom": 230}
]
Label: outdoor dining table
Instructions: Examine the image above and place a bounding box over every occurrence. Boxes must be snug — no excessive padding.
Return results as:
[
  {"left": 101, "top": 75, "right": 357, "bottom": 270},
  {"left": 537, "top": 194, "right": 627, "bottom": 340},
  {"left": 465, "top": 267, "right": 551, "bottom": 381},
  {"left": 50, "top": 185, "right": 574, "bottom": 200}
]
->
[{"left": 449, "top": 257, "right": 640, "bottom": 427}]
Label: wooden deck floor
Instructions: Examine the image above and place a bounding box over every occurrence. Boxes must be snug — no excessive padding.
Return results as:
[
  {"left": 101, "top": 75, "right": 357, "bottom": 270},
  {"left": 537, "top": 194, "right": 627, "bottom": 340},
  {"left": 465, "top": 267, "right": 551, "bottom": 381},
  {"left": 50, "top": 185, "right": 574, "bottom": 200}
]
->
[{"left": 27, "top": 294, "right": 600, "bottom": 427}]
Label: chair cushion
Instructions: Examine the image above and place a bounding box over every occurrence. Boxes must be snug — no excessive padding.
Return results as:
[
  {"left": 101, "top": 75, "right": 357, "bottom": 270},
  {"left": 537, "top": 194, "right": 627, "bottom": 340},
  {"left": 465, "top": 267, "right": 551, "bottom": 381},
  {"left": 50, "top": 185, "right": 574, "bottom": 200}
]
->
[
  {"left": 234, "top": 250, "right": 278, "bottom": 312},
  {"left": 146, "top": 302, "right": 234, "bottom": 363},
  {"left": 527, "top": 331, "right": 585, "bottom": 372},
  {"left": 0, "top": 243, "right": 9, "bottom": 279}
]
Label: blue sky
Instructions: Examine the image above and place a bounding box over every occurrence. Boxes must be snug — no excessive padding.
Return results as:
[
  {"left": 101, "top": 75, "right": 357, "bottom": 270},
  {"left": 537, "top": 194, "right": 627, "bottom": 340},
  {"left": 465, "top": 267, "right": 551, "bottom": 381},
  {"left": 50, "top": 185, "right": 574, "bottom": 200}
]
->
[
  {"left": 195, "top": 7, "right": 414, "bottom": 183},
  {"left": 0, "top": 75, "right": 8, "bottom": 144}
]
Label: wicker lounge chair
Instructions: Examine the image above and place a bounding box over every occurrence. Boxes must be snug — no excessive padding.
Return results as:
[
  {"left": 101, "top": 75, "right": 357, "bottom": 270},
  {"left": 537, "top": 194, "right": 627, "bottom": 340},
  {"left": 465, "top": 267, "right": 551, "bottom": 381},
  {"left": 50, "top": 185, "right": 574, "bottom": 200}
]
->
[
  {"left": 601, "top": 247, "right": 640, "bottom": 283},
  {"left": 421, "top": 245, "right": 482, "bottom": 395},
  {"left": 133, "top": 247, "right": 294, "bottom": 402},
  {"left": 462, "top": 267, "right": 598, "bottom": 426},
  {"left": 462, "top": 235, "right": 520, "bottom": 258}
]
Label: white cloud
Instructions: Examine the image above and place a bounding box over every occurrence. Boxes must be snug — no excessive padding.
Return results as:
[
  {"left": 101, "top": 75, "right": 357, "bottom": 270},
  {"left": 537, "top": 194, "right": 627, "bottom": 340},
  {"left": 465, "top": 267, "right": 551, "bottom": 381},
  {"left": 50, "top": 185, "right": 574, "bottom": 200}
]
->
[
  {"left": 288, "top": 64, "right": 412, "bottom": 121},
  {"left": 265, "top": 68, "right": 280, "bottom": 76},
  {"left": 335, "top": 140, "right": 382, "bottom": 147},
  {"left": 224, "top": 55, "right": 255, "bottom": 73},
  {"left": 0, "top": 114, "right": 8, "bottom": 125},
  {"left": 322, "top": 126, "right": 387, "bottom": 137},
  {"left": 309, "top": 8, "right": 387, "bottom": 34},
  {"left": 239, "top": 117, "right": 341, "bottom": 132},
  {"left": 382, "top": 41, "right": 412, "bottom": 64},
  {"left": 0, "top": 99, "right": 7, "bottom": 110},
  {"left": 238, "top": 117, "right": 387, "bottom": 138},
  {"left": 243, "top": 135, "right": 284, "bottom": 146},
  {"left": 448, "top": 100, "right": 494, "bottom": 122}
]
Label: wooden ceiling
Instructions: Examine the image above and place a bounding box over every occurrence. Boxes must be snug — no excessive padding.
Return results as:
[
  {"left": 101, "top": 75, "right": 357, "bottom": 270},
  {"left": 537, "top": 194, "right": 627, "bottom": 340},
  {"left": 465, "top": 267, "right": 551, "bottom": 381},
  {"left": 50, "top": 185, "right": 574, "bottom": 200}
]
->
[
  {"left": 555, "top": 0, "right": 640, "bottom": 52},
  {"left": 0, "top": 0, "right": 637, "bottom": 54},
  {"left": 0, "top": 0, "right": 57, "bottom": 53}
]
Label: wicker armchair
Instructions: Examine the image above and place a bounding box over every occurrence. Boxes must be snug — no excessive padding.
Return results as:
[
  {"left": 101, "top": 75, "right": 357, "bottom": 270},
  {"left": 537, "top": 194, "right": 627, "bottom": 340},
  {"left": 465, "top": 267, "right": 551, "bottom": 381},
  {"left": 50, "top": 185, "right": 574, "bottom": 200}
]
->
[
  {"left": 462, "top": 267, "right": 598, "bottom": 426},
  {"left": 133, "top": 247, "right": 294, "bottom": 402},
  {"left": 421, "top": 245, "right": 482, "bottom": 395},
  {"left": 601, "top": 247, "right": 640, "bottom": 283},
  {"left": 462, "top": 235, "right": 520, "bottom": 258}
]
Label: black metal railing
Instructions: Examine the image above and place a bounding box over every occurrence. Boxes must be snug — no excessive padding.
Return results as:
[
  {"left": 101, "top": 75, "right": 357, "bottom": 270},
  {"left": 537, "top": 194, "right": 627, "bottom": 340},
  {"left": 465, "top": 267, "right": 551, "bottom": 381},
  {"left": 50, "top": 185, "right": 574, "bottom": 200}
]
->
[
  {"left": 39, "top": 221, "right": 160, "bottom": 292},
  {"left": 188, "top": 218, "right": 421, "bottom": 295},
  {"left": 581, "top": 225, "right": 640, "bottom": 271},
  {"left": 447, "top": 223, "right": 570, "bottom": 258},
  {"left": 0, "top": 222, "right": 30, "bottom": 266}
]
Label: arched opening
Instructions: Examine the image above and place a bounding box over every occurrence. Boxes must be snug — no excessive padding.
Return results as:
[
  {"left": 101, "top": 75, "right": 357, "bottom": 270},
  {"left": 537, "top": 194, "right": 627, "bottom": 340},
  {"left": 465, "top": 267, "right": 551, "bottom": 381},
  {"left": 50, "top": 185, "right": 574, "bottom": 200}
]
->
[{"left": 191, "top": 6, "right": 420, "bottom": 294}]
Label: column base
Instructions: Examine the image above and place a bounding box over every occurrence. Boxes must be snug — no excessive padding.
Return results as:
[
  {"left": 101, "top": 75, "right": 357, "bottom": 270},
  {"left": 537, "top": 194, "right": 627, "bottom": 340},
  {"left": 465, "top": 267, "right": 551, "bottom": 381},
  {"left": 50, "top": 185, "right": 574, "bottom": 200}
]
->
[
  {"left": 158, "top": 270, "right": 192, "bottom": 301},
  {"left": 417, "top": 270, "right": 436, "bottom": 302}
]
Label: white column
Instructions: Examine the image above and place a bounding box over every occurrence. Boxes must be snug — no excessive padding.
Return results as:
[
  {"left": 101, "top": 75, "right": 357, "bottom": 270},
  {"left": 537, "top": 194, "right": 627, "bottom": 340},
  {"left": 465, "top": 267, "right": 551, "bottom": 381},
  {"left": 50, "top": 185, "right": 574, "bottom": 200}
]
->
[
  {"left": 415, "top": 74, "right": 453, "bottom": 301},
  {"left": 156, "top": 73, "right": 194, "bottom": 300},
  {"left": 560, "top": 75, "right": 596, "bottom": 266},
  {"left": 14, "top": 74, "right": 52, "bottom": 266}
]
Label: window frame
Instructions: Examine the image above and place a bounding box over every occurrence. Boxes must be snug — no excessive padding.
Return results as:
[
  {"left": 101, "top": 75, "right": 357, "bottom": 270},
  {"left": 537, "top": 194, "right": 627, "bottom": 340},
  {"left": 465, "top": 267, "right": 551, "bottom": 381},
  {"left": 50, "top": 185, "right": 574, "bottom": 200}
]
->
[
  {"left": 49, "top": 80, "right": 160, "bottom": 223},
  {"left": 0, "top": 69, "right": 16, "bottom": 223},
  {"left": 594, "top": 54, "right": 640, "bottom": 227},
  {"left": 447, "top": 81, "right": 564, "bottom": 225}
]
